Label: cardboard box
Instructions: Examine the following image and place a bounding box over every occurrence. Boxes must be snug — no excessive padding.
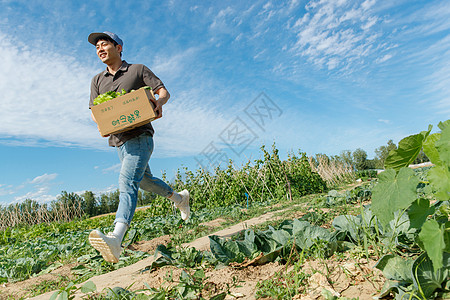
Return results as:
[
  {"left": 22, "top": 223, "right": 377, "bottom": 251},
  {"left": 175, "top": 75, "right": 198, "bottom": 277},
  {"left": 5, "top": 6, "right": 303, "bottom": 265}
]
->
[{"left": 91, "top": 88, "right": 157, "bottom": 137}]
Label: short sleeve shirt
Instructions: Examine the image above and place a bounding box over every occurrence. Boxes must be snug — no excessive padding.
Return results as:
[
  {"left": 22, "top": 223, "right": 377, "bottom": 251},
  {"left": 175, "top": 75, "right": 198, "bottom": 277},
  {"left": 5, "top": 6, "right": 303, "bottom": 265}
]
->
[{"left": 90, "top": 60, "right": 165, "bottom": 147}]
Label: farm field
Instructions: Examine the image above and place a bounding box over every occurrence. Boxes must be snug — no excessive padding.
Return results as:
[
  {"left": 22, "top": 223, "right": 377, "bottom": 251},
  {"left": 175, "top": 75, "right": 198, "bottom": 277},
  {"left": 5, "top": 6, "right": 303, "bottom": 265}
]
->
[
  {"left": 0, "top": 120, "right": 449, "bottom": 300},
  {"left": 4, "top": 184, "right": 386, "bottom": 300}
]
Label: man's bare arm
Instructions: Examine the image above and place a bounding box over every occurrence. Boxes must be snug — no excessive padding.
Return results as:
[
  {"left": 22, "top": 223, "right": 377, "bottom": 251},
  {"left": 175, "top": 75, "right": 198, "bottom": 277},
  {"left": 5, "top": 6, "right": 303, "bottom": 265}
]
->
[{"left": 153, "top": 88, "right": 170, "bottom": 118}]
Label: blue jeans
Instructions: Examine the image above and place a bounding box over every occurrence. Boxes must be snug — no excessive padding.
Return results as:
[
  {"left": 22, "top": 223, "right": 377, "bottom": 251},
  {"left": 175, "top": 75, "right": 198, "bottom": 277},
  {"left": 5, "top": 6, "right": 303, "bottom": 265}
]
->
[{"left": 115, "top": 134, "right": 173, "bottom": 225}]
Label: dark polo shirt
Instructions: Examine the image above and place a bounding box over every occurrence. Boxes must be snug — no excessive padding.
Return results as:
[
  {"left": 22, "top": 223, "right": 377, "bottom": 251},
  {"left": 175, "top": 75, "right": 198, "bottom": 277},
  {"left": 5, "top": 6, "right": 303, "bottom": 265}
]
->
[{"left": 90, "top": 61, "right": 165, "bottom": 147}]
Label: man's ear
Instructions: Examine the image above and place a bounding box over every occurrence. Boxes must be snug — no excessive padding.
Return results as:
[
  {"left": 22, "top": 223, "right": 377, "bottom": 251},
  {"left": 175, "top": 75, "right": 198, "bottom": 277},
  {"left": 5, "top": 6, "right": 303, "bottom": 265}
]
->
[{"left": 116, "top": 44, "right": 123, "bottom": 55}]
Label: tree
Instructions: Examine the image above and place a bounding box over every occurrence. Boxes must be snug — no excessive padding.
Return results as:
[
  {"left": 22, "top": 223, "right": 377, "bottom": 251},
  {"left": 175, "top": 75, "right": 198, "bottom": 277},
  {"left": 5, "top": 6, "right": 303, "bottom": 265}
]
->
[
  {"left": 365, "top": 158, "right": 378, "bottom": 169},
  {"left": 374, "top": 140, "right": 397, "bottom": 169},
  {"left": 413, "top": 149, "right": 430, "bottom": 164},
  {"left": 109, "top": 190, "right": 120, "bottom": 212},
  {"left": 82, "top": 191, "right": 97, "bottom": 217},
  {"left": 99, "top": 194, "right": 110, "bottom": 214},
  {"left": 54, "top": 191, "right": 83, "bottom": 221},
  {"left": 352, "top": 148, "right": 368, "bottom": 170},
  {"left": 340, "top": 150, "right": 353, "bottom": 167},
  {"left": 138, "top": 190, "right": 156, "bottom": 207}
]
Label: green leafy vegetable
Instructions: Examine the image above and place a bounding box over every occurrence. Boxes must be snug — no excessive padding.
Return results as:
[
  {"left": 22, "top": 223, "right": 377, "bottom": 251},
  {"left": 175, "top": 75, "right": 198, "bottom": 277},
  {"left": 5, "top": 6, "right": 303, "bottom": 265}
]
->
[
  {"left": 375, "top": 254, "right": 414, "bottom": 283},
  {"left": 93, "top": 86, "right": 153, "bottom": 105},
  {"left": 93, "top": 89, "right": 127, "bottom": 105},
  {"left": 412, "top": 252, "right": 450, "bottom": 299}
]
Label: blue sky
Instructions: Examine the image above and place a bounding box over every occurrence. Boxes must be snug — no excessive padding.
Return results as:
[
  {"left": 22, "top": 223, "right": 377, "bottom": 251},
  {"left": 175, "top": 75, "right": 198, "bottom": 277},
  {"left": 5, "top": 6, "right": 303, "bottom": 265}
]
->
[{"left": 0, "top": 0, "right": 449, "bottom": 205}]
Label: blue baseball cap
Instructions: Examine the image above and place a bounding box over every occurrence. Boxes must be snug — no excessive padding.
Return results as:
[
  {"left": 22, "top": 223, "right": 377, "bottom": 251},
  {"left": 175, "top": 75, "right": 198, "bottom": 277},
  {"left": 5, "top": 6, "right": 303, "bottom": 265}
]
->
[{"left": 88, "top": 31, "right": 123, "bottom": 47}]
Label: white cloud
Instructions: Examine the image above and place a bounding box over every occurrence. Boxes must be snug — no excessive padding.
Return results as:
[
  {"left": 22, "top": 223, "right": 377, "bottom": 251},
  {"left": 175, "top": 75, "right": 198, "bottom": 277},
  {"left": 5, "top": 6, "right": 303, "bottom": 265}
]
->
[
  {"left": 361, "top": 16, "right": 378, "bottom": 30},
  {"left": 0, "top": 31, "right": 102, "bottom": 149},
  {"left": 150, "top": 46, "right": 201, "bottom": 81},
  {"left": 0, "top": 184, "right": 15, "bottom": 197},
  {"left": 290, "top": 0, "right": 387, "bottom": 72},
  {"left": 375, "top": 54, "right": 392, "bottom": 63},
  {"left": 361, "top": 0, "right": 376, "bottom": 11},
  {"left": 3, "top": 173, "right": 60, "bottom": 204},
  {"left": 405, "top": 32, "right": 450, "bottom": 115},
  {"left": 210, "top": 6, "right": 235, "bottom": 31},
  {"left": 30, "top": 173, "right": 58, "bottom": 185},
  {"left": 102, "top": 163, "right": 121, "bottom": 174},
  {"left": 423, "top": 58, "right": 450, "bottom": 115},
  {"left": 13, "top": 187, "right": 56, "bottom": 204}
]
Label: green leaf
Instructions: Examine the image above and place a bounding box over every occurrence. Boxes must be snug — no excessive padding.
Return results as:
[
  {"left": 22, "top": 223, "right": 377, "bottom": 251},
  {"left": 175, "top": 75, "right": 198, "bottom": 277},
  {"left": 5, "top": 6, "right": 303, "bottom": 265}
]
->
[
  {"left": 436, "top": 123, "right": 450, "bottom": 164},
  {"left": 428, "top": 166, "right": 450, "bottom": 201},
  {"left": 292, "top": 219, "right": 333, "bottom": 249},
  {"left": 209, "top": 235, "right": 239, "bottom": 263},
  {"left": 438, "top": 119, "right": 450, "bottom": 130},
  {"left": 253, "top": 247, "right": 283, "bottom": 265},
  {"left": 266, "top": 229, "right": 292, "bottom": 246},
  {"left": 408, "top": 199, "right": 435, "bottom": 229},
  {"left": 412, "top": 252, "right": 450, "bottom": 299},
  {"left": 375, "top": 254, "right": 414, "bottom": 282},
  {"left": 49, "top": 291, "right": 59, "bottom": 300},
  {"left": 193, "top": 269, "right": 205, "bottom": 280},
  {"left": 372, "top": 168, "right": 420, "bottom": 225},
  {"left": 81, "top": 281, "right": 97, "bottom": 293},
  {"left": 254, "top": 231, "right": 280, "bottom": 253},
  {"left": 149, "top": 244, "right": 176, "bottom": 270},
  {"left": 378, "top": 280, "right": 412, "bottom": 299},
  {"left": 423, "top": 133, "right": 442, "bottom": 165},
  {"left": 418, "top": 220, "right": 446, "bottom": 271},
  {"left": 58, "top": 291, "right": 69, "bottom": 300},
  {"left": 235, "top": 238, "right": 259, "bottom": 259},
  {"left": 385, "top": 126, "right": 432, "bottom": 171},
  {"left": 332, "top": 215, "right": 363, "bottom": 243}
]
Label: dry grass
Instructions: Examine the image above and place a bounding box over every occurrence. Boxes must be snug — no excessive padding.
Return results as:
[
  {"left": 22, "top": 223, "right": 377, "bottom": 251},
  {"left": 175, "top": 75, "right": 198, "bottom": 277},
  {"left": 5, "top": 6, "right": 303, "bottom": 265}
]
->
[
  {"left": 0, "top": 200, "right": 84, "bottom": 230},
  {"left": 309, "top": 156, "right": 355, "bottom": 187}
]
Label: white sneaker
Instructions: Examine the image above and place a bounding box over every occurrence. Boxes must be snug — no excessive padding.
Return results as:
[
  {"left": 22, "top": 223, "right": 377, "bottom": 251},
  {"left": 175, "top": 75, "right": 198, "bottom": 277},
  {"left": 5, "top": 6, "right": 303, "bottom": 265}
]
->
[
  {"left": 175, "top": 189, "right": 190, "bottom": 221},
  {"left": 89, "top": 229, "right": 122, "bottom": 263}
]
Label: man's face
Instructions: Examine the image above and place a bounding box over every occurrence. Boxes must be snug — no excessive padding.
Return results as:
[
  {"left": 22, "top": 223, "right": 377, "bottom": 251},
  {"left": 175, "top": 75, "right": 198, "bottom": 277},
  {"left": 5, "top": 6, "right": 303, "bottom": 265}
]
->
[{"left": 95, "top": 39, "right": 121, "bottom": 64}]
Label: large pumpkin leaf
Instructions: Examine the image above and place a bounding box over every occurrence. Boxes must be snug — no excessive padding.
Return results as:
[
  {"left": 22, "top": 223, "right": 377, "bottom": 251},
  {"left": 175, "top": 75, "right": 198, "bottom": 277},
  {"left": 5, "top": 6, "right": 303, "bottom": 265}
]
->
[
  {"left": 418, "top": 220, "right": 446, "bottom": 271},
  {"left": 408, "top": 198, "right": 435, "bottom": 229},
  {"left": 385, "top": 126, "right": 432, "bottom": 171},
  {"left": 372, "top": 168, "right": 420, "bottom": 225},
  {"left": 412, "top": 252, "right": 449, "bottom": 299},
  {"left": 423, "top": 133, "right": 441, "bottom": 165},
  {"left": 428, "top": 165, "right": 450, "bottom": 201},
  {"left": 435, "top": 122, "right": 450, "bottom": 164}
]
